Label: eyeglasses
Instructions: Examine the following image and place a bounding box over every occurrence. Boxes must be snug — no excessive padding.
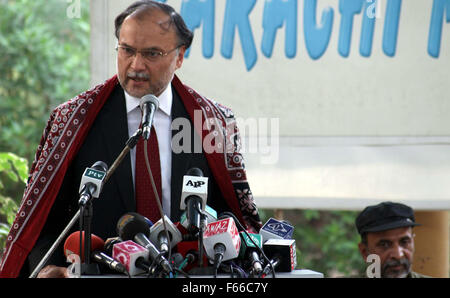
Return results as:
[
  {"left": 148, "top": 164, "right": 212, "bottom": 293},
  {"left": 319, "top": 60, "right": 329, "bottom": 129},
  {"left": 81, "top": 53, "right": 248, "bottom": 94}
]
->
[{"left": 115, "top": 44, "right": 181, "bottom": 62}]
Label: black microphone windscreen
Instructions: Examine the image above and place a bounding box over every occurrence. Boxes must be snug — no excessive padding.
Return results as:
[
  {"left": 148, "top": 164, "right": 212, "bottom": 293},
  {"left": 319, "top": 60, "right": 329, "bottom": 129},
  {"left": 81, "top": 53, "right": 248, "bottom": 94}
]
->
[
  {"left": 117, "top": 212, "right": 150, "bottom": 241},
  {"left": 186, "top": 167, "right": 203, "bottom": 177},
  {"left": 140, "top": 94, "right": 159, "bottom": 110},
  {"left": 91, "top": 161, "right": 108, "bottom": 172}
]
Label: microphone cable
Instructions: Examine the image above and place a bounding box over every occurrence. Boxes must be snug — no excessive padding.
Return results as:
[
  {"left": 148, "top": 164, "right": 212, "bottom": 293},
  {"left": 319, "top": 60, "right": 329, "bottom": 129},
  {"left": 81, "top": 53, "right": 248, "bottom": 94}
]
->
[
  {"left": 195, "top": 203, "right": 208, "bottom": 268},
  {"left": 143, "top": 138, "right": 173, "bottom": 272}
]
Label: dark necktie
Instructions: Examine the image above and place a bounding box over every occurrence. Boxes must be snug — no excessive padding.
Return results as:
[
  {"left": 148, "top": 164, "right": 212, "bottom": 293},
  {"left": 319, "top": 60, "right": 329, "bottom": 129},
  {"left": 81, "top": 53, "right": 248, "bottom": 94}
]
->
[{"left": 135, "top": 126, "right": 162, "bottom": 223}]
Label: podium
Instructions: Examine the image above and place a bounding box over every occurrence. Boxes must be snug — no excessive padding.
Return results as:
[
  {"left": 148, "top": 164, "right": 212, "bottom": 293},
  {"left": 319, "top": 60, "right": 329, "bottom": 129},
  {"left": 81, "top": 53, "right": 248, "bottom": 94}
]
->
[{"left": 77, "top": 269, "right": 323, "bottom": 278}]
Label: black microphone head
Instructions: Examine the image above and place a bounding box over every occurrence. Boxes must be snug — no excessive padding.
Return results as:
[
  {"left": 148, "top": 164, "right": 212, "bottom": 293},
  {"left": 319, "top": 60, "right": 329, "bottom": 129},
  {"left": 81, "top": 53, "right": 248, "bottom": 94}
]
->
[
  {"left": 104, "top": 237, "right": 122, "bottom": 256},
  {"left": 186, "top": 167, "right": 203, "bottom": 177},
  {"left": 140, "top": 94, "right": 159, "bottom": 111},
  {"left": 91, "top": 161, "right": 108, "bottom": 172},
  {"left": 116, "top": 212, "right": 150, "bottom": 241}
]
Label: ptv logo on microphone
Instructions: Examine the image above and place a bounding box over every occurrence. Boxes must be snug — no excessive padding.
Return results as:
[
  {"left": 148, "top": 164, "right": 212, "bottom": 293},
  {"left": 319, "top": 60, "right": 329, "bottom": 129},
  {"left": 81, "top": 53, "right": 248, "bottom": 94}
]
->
[{"left": 84, "top": 168, "right": 106, "bottom": 180}]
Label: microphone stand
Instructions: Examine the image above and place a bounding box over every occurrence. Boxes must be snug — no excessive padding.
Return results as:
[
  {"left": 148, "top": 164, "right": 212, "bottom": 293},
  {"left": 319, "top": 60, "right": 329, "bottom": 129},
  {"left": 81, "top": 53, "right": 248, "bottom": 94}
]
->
[
  {"left": 79, "top": 200, "right": 100, "bottom": 275},
  {"left": 29, "top": 129, "right": 143, "bottom": 278}
]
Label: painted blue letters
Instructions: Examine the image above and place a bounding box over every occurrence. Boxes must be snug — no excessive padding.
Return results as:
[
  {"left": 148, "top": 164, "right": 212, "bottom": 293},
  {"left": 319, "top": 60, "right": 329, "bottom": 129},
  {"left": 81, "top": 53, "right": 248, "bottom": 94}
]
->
[
  {"left": 304, "top": 0, "right": 334, "bottom": 60},
  {"left": 221, "top": 0, "right": 257, "bottom": 70},
  {"left": 360, "top": 0, "right": 377, "bottom": 57},
  {"left": 338, "top": 0, "right": 363, "bottom": 58},
  {"left": 170, "top": 0, "right": 441, "bottom": 70},
  {"left": 180, "top": 0, "right": 215, "bottom": 58},
  {"left": 428, "top": 0, "right": 450, "bottom": 58},
  {"left": 261, "top": 0, "right": 298, "bottom": 58},
  {"left": 383, "top": 0, "right": 402, "bottom": 57}
]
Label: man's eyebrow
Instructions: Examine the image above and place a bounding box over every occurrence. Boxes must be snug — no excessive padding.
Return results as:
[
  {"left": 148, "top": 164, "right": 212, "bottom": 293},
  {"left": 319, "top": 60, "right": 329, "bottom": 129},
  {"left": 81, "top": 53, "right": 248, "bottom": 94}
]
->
[
  {"left": 400, "top": 236, "right": 412, "bottom": 242},
  {"left": 376, "top": 239, "right": 392, "bottom": 245},
  {"left": 119, "top": 42, "right": 133, "bottom": 48},
  {"left": 119, "top": 42, "right": 162, "bottom": 51}
]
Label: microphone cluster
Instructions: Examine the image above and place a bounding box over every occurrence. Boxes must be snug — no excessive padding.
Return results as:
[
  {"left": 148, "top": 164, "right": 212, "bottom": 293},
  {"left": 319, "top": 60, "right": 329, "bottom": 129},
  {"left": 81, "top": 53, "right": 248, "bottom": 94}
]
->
[
  {"left": 64, "top": 212, "right": 298, "bottom": 278},
  {"left": 42, "top": 94, "right": 301, "bottom": 279},
  {"left": 68, "top": 157, "right": 298, "bottom": 278}
]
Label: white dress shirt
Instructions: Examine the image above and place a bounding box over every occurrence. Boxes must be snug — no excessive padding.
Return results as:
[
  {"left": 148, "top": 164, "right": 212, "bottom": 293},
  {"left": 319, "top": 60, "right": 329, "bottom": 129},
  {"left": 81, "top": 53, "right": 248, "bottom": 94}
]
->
[{"left": 125, "top": 86, "right": 173, "bottom": 218}]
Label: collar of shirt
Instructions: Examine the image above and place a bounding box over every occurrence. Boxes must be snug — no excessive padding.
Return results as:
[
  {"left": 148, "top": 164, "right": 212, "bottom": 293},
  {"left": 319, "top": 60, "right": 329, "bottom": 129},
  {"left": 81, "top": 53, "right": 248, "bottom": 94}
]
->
[{"left": 124, "top": 84, "right": 173, "bottom": 117}]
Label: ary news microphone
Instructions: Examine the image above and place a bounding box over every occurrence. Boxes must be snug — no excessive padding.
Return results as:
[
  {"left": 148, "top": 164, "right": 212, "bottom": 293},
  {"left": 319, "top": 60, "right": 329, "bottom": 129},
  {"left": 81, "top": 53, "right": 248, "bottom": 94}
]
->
[
  {"left": 203, "top": 217, "right": 241, "bottom": 270},
  {"left": 112, "top": 240, "right": 152, "bottom": 276},
  {"left": 117, "top": 212, "right": 173, "bottom": 275},
  {"left": 262, "top": 238, "right": 297, "bottom": 273},
  {"left": 63, "top": 231, "right": 128, "bottom": 275},
  {"left": 140, "top": 94, "right": 159, "bottom": 140},
  {"left": 259, "top": 218, "right": 294, "bottom": 243},
  {"left": 149, "top": 215, "right": 182, "bottom": 254},
  {"left": 180, "top": 168, "right": 208, "bottom": 234},
  {"left": 239, "top": 232, "right": 263, "bottom": 274},
  {"left": 78, "top": 161, "right": 108, "bottom": 206}
]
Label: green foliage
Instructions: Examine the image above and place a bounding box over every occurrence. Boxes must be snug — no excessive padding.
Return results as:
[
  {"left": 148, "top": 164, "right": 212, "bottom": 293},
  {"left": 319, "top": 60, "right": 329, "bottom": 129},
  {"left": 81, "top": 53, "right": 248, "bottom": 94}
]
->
[
  {"left": 0, "top": 0, "right": 90, "bottom": 162},
  {"left": 0, "top": 152, "right": 29, "bottom": 252},
  {"left": 260, "top": 209, "right": 366, "bottom": 277},
  {"left": 0, "top": 0, "right": 90, "bottom": 259}
]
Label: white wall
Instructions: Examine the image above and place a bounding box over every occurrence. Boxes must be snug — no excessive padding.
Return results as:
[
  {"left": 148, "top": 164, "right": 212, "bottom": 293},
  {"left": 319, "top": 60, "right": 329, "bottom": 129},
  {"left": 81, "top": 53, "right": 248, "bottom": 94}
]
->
[{"left": 90, "top": 0, "right": 450, "bottom": 210}]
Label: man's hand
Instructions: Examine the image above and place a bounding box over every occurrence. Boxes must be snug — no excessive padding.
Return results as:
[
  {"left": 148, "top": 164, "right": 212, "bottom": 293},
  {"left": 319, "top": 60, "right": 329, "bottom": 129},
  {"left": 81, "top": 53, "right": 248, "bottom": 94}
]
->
[{"left": 37, "top": 265, "right": 69, "bottom": 278}]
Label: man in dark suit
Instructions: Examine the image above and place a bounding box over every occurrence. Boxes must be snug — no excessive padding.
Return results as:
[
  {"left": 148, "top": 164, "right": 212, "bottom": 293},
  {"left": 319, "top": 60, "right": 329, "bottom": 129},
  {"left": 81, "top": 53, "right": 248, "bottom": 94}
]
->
[{"left": 0, "top": 1, "right": 261, "bottom": 278}]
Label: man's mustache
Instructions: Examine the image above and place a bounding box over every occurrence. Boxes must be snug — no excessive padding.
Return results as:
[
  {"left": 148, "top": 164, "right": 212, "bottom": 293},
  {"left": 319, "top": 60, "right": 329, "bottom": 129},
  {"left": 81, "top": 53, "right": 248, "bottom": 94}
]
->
[
  {"left": 382, "top": 258, "right": 411, "bottom": 276},
  {"left": 127, "top": 72, "right": 150, "bottom": 80}
]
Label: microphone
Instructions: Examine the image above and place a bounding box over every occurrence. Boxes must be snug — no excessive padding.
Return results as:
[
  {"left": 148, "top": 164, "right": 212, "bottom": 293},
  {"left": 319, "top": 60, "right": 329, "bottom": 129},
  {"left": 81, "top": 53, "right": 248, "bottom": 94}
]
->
[
  {"left": 117, "top": 212, "right": 173, "bottom": 275},
  {"left": 176, "top": 238, "right": 210, "bottom": 272},
  {"left": 179, "top": 168, "right": 209, "bottom": 234},
  {"left": 180, "top": 205, "right": 217, "bottom": 231},
  {"left": 203, "top": 217, "right": 241, "bottom": 272},
  {"left": 239, "top": 232, "right": 263, "bottom": 275},
  {"left": 78, "top": 161, "right": 108, "bottom": 206},
  {"left": 140, "top": 94, "right": 159, "bottom": 140},
  {"left": 112, "top": 240, "right": 151, "bottom": 276},
  {"left": 262, "top": 239, "right": 297, "bottom": 273},
  {"left": 63, "top": 231, "right": 128, "bottom": 275},
  {"left": 259, "top": 218, "right": 294, "bottom": 242},
  {"left": 104, "top": 237, "right": 122, "bottom": 256},
  {"left": 149, "top": 215, "right": 182, "bottom": 254}
]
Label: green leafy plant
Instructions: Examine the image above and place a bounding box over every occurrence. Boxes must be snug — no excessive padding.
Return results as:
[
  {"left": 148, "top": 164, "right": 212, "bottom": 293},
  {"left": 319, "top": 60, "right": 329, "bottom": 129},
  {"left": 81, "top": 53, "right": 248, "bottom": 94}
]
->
[
  {"left": 0, "top": 0, "right": 90, "bottom": 162},
  {"left": 260, "top": 209, "right": 366, "bottom": 277},
  {"left": 0, "top": 0, "right": 90, "bottom": 260},
  {"left": 0, "top": 152, "right": 29, "bottom": 257}
]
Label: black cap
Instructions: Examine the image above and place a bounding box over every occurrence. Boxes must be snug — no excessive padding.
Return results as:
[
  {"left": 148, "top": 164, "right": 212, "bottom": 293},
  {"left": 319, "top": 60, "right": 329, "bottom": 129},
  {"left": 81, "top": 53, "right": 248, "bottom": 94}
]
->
[{"left": 356, "top": 202, "right": 421, "bottom": 235}]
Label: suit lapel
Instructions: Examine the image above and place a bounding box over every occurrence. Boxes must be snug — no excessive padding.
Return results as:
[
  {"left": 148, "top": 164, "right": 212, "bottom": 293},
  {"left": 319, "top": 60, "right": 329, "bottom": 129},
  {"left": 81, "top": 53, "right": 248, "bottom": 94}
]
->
[{"left": 98, "top": 84, "right": 135, "bottom": 212}]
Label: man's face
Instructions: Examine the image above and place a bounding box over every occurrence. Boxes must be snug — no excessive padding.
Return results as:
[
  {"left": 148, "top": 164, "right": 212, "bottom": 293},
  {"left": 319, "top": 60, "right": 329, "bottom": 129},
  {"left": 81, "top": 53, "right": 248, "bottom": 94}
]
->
[
  {"left": 358, "top": 227, "right": 415, "bottom": 278},
  {"left": 117, "top": 9, "right": 185, "bottom": 98}
]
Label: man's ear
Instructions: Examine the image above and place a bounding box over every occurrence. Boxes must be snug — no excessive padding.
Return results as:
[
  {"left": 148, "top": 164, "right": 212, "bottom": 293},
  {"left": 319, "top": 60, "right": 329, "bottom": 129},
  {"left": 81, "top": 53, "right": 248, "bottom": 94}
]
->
[{"left": 175, "top": 46, "right": 186, "bottom": 69}]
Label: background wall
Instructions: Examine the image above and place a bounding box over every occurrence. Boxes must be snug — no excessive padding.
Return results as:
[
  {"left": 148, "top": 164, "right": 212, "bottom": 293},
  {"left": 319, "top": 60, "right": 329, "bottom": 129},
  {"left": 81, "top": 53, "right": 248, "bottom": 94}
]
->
[{"left": 90, "top": 0, "right": 450, "bottom": 212}]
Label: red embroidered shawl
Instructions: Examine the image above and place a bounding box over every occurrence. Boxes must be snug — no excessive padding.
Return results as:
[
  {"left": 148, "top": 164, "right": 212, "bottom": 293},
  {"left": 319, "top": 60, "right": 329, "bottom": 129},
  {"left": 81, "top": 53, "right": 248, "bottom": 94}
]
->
[{"left": 0, "top": 75, "right": 261, "bottom": 278}]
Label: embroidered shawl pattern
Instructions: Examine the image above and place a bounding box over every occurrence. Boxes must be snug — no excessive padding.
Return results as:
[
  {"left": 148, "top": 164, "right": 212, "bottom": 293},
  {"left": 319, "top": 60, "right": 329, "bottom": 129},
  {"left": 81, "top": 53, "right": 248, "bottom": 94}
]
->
[{"left": 0, "top": 75, "right": 261, "bottom": 277}]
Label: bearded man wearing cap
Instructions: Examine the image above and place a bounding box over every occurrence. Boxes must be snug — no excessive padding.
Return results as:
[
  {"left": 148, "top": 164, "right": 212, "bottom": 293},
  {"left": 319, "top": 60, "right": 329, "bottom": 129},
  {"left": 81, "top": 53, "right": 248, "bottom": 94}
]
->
[{"left": 355, "top": 201, "right": 430, "bottom": 278}]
